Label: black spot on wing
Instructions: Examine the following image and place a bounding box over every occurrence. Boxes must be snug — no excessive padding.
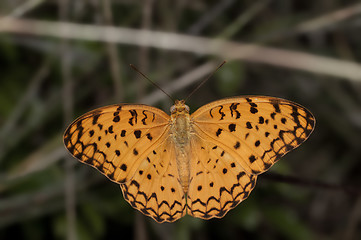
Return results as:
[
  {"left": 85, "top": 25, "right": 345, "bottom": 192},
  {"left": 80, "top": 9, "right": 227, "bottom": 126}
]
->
[
  {"left": 250, "top": 107, "right": 258, "bottom": 114},
  {"left": 121, "top": 130, "right": 126, "bottom": 137},
  {"left": 249, "top": 155, "right": 256, "bottom": 163},
  {"left": 218, "top": 105, "right": 225, "bottom": 120},
  {"left": 249, "top": 102, "right": 257, "bottom": 107},
  {"left": 229, "top": 103, "right": 241, "bottom": 119},
  {"left": 129, "top": 110, "right": 138, "bottom": 126},
  {"left": 270, "top": 99, "right": 281, "bottom": 113},
  {"left": 113, "top": 115, "right": 120, "bottom": 122},
  {"left": 216, "top": 128, "right": 223, "bottom": 137},
  {"left": 92, "top": 114, "right": 100, "bottom": 125},
  {"left": 146, "top": 133, "right": 153, "bottom": 140},
  {"left": 259, "top": 116, "right": 264, "bottom": 124},
  {"left": 141, "top": 110, "right": 148, "bottom": 125},
  {"left": 133, "top": 148, "right": 138, "bottom": 155},
  {"left": 228, "top": 124, "right": 236, "bottom": 132},
  {"left": 270, "top": 112, "right": 276, "bottom": 120},
  {"left": 134, "top": 130, "right": 141, "bottom": 139},
  {"left": 120, "top": 164, "right": 127, "bottom": 171}
]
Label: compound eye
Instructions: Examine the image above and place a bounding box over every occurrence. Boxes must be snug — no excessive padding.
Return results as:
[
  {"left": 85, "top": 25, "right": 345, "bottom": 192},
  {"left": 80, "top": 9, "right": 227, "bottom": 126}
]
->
[
  {"left": 170, "top": 105, "right": 176, "bottom": 113},
  {"left": 185, "top": 105, "right": 190, "bottom": 112}
]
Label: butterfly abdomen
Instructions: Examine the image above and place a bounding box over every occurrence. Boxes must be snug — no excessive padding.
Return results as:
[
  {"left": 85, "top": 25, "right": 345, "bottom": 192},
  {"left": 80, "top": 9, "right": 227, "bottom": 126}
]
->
[{"left": 170, "top": 101, "right": 192, "bottom": 194}]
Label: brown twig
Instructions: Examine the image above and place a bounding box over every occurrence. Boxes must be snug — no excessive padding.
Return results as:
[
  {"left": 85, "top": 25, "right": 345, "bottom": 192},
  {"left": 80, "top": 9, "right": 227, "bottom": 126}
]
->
[{"left": 1, "top": 18, "right": 361, "bottom": 81}]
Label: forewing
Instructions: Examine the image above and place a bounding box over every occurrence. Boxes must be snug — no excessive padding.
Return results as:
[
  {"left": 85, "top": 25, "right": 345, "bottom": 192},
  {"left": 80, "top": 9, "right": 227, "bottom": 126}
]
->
[
  {"left": 191, "top": 96, "right": 315, "bottom": 175},
  {"left": 63, "top": 104, "right": 170, "bottom": 183}
]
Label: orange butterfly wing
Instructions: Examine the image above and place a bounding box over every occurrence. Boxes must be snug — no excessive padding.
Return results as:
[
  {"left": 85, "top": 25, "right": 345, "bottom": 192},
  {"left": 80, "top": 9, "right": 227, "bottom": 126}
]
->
[
  {"left": 64, "top": 104, "right": 186, "bottom": 222},
  {"left": 64, "top": 96, "right": 315, "bottom": 222},
  {"left": 186, "top": 96, "right": 315, "bottom": 219}
]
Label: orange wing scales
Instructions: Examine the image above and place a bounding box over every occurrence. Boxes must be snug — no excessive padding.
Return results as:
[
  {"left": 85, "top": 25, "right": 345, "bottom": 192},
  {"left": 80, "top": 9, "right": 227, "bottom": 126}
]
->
[
  {"left": 120, "top": 141, "right": 186, "bottom": 223},
  {"left": 63, "top": 104, "right": 170, "bottom": 184},
  {"left": 191, "top": 96, "right": 315, "bottom": 175},
  {"left": 64, "top": 96, "right": 315, "bottom": 223},
  {"left": 187, "top": 137, "right": 257, "bottom": 219}
]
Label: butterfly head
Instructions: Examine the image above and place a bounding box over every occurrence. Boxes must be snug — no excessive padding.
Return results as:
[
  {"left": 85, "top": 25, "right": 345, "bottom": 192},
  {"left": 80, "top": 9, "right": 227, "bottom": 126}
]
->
[{"left": 170, "top": 100, "right": 190, "bottom": 115}]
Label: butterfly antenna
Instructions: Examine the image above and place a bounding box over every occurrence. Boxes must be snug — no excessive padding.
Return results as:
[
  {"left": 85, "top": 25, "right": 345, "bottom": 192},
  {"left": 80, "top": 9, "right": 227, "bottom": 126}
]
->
[
  {"left": 185, "top": 61, "right": 226, "bottom": 102},
  {"left": 130, "top": 64, "right": 175, "bottom": 102}
]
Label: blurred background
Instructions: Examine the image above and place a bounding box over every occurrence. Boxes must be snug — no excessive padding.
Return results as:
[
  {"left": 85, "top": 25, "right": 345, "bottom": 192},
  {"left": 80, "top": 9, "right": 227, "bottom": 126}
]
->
[{"left": 1, "top": 0, "right": 361, "bottom": 239}]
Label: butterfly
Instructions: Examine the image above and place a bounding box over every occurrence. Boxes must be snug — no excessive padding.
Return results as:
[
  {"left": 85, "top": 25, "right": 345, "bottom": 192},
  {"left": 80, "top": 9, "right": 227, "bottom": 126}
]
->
[{"left": 63, "top": 96, "right": 315, "bottom": 223}]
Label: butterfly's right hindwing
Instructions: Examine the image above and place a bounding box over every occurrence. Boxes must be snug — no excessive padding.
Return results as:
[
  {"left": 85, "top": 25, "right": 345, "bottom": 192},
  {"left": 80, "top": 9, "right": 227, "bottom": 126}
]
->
[{"left": 120, "top": 139, "right": 187, "bottom": 223}]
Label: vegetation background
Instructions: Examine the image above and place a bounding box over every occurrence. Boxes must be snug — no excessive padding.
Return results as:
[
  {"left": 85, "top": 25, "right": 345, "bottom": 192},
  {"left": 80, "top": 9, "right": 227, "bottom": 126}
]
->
[{"left": 1, "top": 0, "right": 361, "bottom": 239}]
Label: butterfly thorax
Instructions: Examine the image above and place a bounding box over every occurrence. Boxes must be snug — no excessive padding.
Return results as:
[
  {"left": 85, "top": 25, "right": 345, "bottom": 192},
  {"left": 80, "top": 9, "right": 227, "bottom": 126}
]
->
[
  {"left": 170, "top": 100, "right": 191, "bottom": 144},
  {"left": 170, "top": 100, "right": 192, "bottom": 193}
]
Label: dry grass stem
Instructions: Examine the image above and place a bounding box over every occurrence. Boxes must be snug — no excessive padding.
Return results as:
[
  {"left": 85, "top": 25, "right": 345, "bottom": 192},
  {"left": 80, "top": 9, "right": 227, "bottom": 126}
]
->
[{"left": 1, "top": 18, "right": 361, "bottom": 82}]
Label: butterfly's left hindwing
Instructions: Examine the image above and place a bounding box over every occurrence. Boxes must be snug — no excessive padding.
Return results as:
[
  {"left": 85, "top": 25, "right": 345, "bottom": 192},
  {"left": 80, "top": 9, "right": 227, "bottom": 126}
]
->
[{"left": 63, "top": 104, "right": 171, "bottom": 184}]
